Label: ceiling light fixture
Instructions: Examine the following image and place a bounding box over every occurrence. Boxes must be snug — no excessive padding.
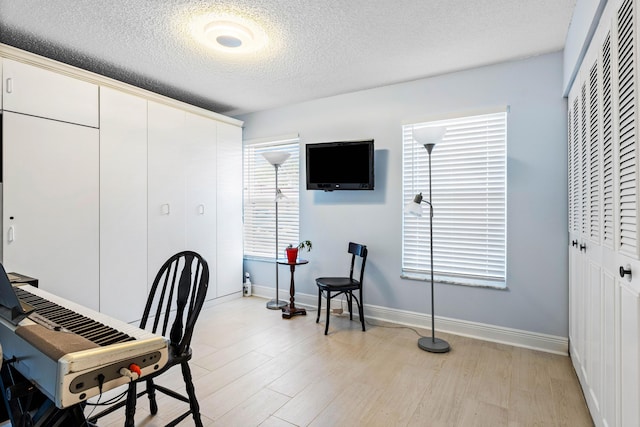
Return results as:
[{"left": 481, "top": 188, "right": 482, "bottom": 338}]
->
[
  {"left": 189, "top": 14, "right": 268, "bottom": 54},
  {"left": 205, "top": 21, "right": 253, "bottom": 49}
]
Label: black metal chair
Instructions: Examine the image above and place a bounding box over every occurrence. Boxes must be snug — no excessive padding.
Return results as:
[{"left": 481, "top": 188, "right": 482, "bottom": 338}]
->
[
  {"left": 89, "top": 250, "right": 209, "bottom": 427},
  {"left": 316, "top": 242, "right": 368, "bottom": 335}
]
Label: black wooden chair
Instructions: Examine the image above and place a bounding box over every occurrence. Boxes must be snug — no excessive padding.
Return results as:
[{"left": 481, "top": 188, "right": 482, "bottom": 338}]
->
[
  {"left": 316, "top": 242, "right": 368, "bottom": 335},
  {"left": 88, "top": 250, "right": 209, "bottom": 427}
]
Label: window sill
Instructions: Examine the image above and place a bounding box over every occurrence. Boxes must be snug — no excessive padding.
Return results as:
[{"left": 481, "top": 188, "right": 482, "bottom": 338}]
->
[
  {"left": 400, "top": 273, "right": 508, "bottom": 291},
  {"left": 244, "top": 255, "right": 277, "bottom": 263}
]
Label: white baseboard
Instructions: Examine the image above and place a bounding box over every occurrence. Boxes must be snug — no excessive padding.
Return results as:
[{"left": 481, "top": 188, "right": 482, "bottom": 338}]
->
[{"left": 250, "top": 284, "right": 568, "bottom": 355}]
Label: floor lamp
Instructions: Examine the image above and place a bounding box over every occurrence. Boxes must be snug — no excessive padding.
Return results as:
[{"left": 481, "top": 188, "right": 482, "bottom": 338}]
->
[
  {"left": 405, "top": 127, "right": 450, "bottom": 353},
  {"left": 262, "top": 151, "right": 290, "bottom": 310}
]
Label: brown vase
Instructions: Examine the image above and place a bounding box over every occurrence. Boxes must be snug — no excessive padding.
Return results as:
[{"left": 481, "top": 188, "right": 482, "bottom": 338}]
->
[{"left": 285, "top": 247, "right": 298, "bottom": 263}]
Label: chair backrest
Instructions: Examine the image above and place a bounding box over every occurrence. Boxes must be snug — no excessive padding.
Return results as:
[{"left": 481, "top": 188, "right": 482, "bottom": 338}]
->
[
  {"left": 348, "top": 242, "right": 368, "bottom": 284},
  {"left": 140, "top": 251, "right": 209, "bottom": 356}
]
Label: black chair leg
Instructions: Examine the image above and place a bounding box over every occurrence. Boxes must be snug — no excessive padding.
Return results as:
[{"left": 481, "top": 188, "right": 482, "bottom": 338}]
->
[
  {"left": 359, "top": 290, "right": 365, "bottom": 331},
  {"left": 125, "top": 381, "right": 137, "bottom": 427},
  {"left": 325, "top": 292, "right": 331, "bottom": 335},
  {"left": 348, "top": 291, "right": 353, "bottom": 320},
  {"left": 182, "top": 362, "right": 203, "bottom": 427},
  {"left": 147, "top": 378, "right": 158, "bottom": 415},
  {"left": 316, "top": 289, "right": 322, "bottom": 323}
]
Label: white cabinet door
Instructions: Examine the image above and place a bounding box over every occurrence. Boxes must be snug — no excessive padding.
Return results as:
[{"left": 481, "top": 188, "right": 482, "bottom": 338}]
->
[
  {"left": 2, "top": 59, "right": 98, "bottom": 127},
  {"left": 619, "top": 282, "right": 640, "bottom": 427},
  {"left": 184, "top": 112, "right": 217, "bottom": 298},
  {"left": 147, "top": 101, "right": 186, "bottom": 281},
  {"left": 216, "top": 122, "right": 243, "bottom": 297},
  {"left": 99, "top": 87, "right": 148, "bottom": 322},
  {"left": 2, "top": 112, "right": 99, "bottom": 309}
]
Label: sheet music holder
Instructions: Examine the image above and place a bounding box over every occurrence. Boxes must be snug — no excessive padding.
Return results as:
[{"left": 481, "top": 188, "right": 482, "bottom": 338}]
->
[{"left": 0, "top": 263, "right": 34, "bottom": 325}]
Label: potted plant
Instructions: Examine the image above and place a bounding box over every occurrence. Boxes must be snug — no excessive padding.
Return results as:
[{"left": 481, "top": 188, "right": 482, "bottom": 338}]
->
[{"left": 286, "top": 240, "right": 312, "bottom": 263}]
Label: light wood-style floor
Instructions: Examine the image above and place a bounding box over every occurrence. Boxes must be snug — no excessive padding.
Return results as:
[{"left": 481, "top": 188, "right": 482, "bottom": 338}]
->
[{"left": 86, "top": 296, "right": 593, "bottom": 426}]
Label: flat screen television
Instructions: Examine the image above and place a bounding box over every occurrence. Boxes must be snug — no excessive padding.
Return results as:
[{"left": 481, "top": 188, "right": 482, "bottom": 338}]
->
[{"left": 306, "top": 140, "right": 374, "bottom": 191}]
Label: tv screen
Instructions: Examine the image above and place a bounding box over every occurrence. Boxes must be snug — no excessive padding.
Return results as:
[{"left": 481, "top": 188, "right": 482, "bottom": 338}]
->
[{"left": 306, "top": 140, "right": 374, "bottom": 191}]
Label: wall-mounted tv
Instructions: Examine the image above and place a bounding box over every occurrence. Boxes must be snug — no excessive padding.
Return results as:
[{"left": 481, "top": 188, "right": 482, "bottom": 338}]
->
[{"left": 306, "top": 140, "right": 374, "bottom": 191}]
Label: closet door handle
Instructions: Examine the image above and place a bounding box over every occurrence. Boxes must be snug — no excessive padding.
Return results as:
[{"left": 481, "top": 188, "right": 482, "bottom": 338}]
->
[
  {"left": 579, "top": 243, "right": 586, "bottom": 252},
  {"left": 571, "top": 240, "right": 578, "bottom": 247},
  {"left": 5, "top": 78, "right": 13, "bottom": 94},
  {"left": 620, "top": 265, "right": 632, "bottom": 279},
  {"left": 8, "top": 226, "right": 15, "bottom": 243},
  {"left": 161, "top": 203, "right": 170, "bottom": 215}
]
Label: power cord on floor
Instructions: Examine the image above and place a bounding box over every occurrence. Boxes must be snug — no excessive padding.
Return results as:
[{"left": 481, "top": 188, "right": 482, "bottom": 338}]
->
[{"left": 364, "top": 319, "right": 428, "bottom": 338}]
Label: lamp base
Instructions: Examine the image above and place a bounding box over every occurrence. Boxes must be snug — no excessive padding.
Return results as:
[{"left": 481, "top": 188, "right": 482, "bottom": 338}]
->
[
  {"left": 266, "top": 299, "right": 288, "bottom": 310},
  {"left": 418, "top": 336, "right": 450, "bottom": 353}
]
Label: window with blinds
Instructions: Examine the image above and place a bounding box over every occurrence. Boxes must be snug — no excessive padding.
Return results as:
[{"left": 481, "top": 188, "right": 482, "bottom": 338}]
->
[
  {"left": 402, "top": 111, "right": 507, "bottom": 288},
  {"left": 243, "top": 136, "right": 300, "bottom": 259}
]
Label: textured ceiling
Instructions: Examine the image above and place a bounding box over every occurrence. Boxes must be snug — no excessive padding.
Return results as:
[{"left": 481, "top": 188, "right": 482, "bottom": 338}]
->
[{"left": 0, "top": 0, "right": 576, "bottom": 117}]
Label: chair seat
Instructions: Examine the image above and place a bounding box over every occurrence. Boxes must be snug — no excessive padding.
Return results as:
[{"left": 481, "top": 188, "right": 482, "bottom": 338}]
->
[{"left": 316, "top": 277, "right": 360, "bottom": 291}]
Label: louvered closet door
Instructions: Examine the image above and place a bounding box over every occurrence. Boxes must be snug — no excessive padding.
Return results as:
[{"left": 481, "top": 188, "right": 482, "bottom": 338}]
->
[
  {"left": 568, "top": 81, "right": 586, "bottom": 376},
  {"left": 599, "top": 29, "right": 618, "bottom": 427},
  {"left": 614, "top": 0, "right": 640, "bottom": 425},
  {"left": 585, "top": 56, "right": 605, "bottom": 417}
]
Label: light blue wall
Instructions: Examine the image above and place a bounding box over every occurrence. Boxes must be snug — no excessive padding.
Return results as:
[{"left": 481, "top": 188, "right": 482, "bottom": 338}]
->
[
  {"left": 563, "top": 0, "right": 608, "bottom": 94},
  {"left": 238, "top": 52, "right": 568, "bottom": 337}
]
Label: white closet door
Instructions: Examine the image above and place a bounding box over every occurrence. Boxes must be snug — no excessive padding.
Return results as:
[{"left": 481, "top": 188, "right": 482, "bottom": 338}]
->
[
  {"left": 184, "top": 112, "right": 217, "bottom": 298},
  {"left": 216, "top": 122, "right": 243, "bottom": 297},
  {"left": 2, "top": 112, "right": 99, "bottom": 309},
  {"left": 2, "top": 58, "right": 98, "bottom": 127},
  {"left": 585, "top": 57, "right": 604, "bottom": 414},
  {"left": 569, "top": 86, "right": 587, "bottom": 373},
  {"left": 615, "top": 1, "right": 640, "bottom": 425},
  {"left": 147, "top": 101, "right": 186, "bottom": 281},
  {"left": 99, "top": 87, "right": 148, "bottom": 322}
]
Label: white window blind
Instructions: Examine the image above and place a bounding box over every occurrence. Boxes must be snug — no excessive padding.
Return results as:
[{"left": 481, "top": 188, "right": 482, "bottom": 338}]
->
[
  {"left": 243, "top": 137, "right": 300, "bottom": 259},
  {"left": 402, "top": 111, "right": 507, "bottom": 287}
]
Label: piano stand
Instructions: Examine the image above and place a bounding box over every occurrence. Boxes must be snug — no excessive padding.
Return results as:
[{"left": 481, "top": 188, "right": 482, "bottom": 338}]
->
[{"left": 1, "top": 358, "right": 94, "bottom": 427}]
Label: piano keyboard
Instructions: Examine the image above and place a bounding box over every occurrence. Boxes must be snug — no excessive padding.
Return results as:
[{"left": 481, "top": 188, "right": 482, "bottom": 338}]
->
[
  {"left": 15, "top": 287, "right": 135, "bottom": 347},
  {"left": 0, "top": 284, "right": 169, "bottom": 409}
]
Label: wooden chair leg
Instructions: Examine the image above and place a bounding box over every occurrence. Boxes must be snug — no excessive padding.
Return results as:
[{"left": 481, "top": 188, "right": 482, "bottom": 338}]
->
[
  {"left": 124, "top": 381, "right": 137, "bottom": 427},
  {"left": 316, "top": 289, "right": 322, "bottom": 323},
  {"left": 182, "top": 362, "right": 203, "bottom": 427},
  {"left": 325, "top": 291, "right": 331, "bottom": 335},
  {"left": 146, "top": 377, "right": 158, "bottom": 415}
]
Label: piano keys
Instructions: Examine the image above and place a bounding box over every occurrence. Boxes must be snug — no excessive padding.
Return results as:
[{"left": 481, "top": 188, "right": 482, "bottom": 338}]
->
[{"left": 0, "top": 284, "right": 168, "bottom": 409}]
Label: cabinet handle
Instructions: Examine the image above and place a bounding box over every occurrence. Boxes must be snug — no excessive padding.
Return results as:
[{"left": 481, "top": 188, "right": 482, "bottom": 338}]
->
[
  {"left": 5, "top": 78, "right": 12, "bottom": 94},
  {"left": 619, "top": 265, "right": 632, "bottom": 279},
  {"left": 571, "top": 240, "right": 578, "bottom": 247},
  {"left": 579, "top": 243, "right": 586, "bottom": 252},
  {"left": 198, "top": 204, "right": 205, "bottom": 215},
  {"left": 8, "top": 226, "right": 15, "bottom": 243},
  {"left": 161, "top": 204, "right": 170, "bottom": 215}
]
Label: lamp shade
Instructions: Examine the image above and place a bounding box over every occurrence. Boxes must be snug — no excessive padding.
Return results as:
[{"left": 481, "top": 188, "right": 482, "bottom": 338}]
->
[
  {"left": 404, "top": 193, "right": 424, "bottom": 217},
  {"left": 262, "top": 151, "right": 291, "bottom": 166},
  {"left": 412, "top": 126, "right": 446, "bottom": 146}
]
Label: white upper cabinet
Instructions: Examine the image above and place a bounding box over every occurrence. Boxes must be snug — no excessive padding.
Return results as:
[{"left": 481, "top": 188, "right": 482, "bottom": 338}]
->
[{"left": 2, "top": 58, "right": 98, "bottom": 127}]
